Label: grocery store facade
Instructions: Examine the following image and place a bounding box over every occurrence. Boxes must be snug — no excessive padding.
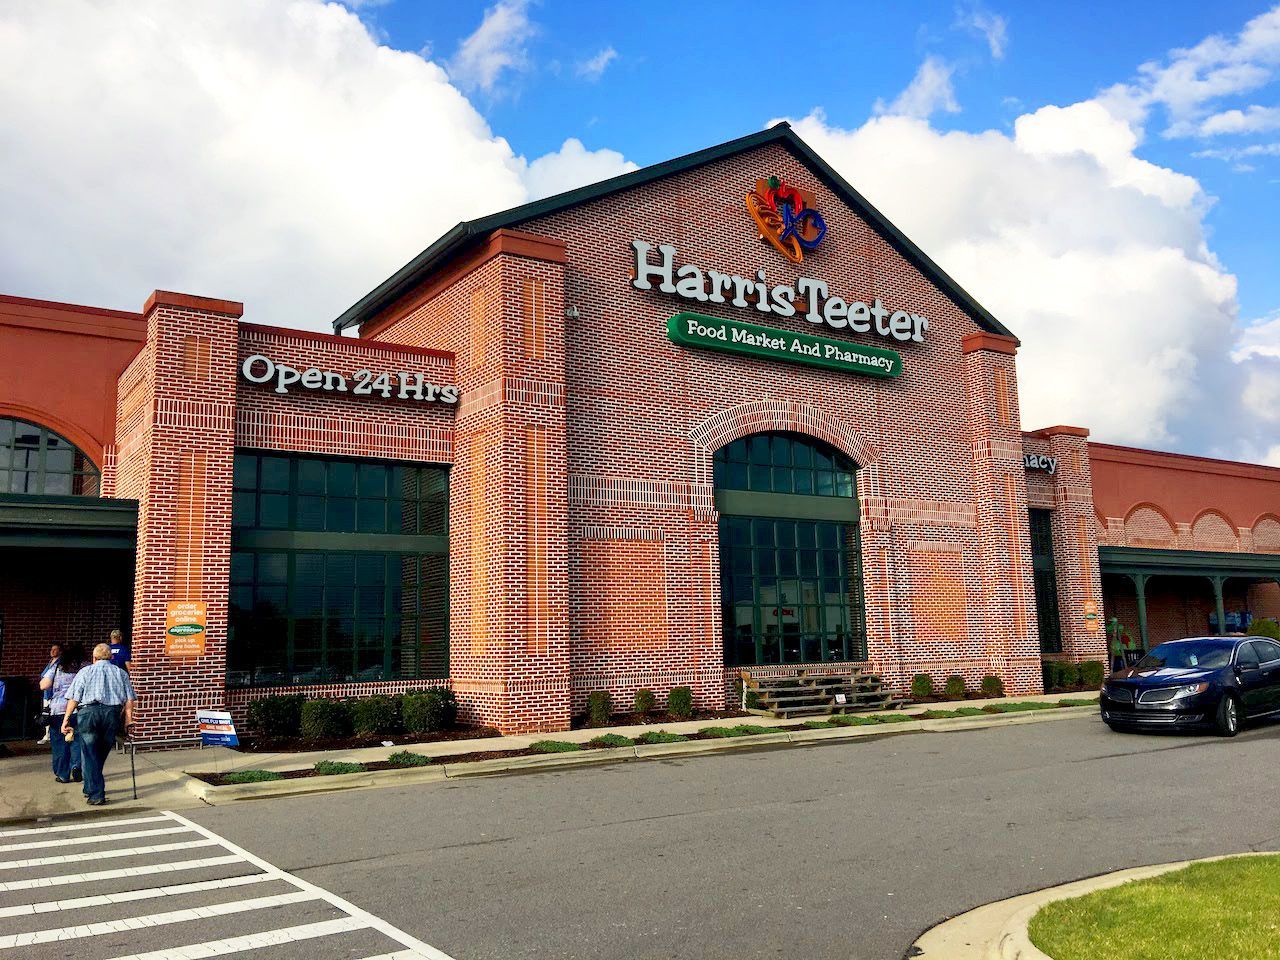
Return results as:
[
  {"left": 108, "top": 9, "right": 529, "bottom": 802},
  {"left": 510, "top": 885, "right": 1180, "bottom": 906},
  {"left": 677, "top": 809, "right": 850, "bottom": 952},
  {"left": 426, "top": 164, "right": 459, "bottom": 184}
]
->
[{"left": 2, "top": 124, "right": 1278, "bottom": 742}]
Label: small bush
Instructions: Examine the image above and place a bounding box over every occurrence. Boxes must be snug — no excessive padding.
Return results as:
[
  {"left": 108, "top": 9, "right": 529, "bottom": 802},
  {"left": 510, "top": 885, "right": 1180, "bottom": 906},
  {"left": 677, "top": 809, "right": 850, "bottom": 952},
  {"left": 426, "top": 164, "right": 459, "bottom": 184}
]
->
[
  {"left": 802, "top": 719, "right": 838, "bottom": 729},
  {"left": 348, "top": 695, "right": 400, "bottom": 735},
  {"left": 918, "top": 709, "right": 961, "bottom": 719},
  {"left": 871, "top": 713, "right": 914, "bottom": 724},
  {"left": 530, "top": 739, "right": 583, "bottom": 753},
  {"left": 402, "top": 688, "right": 457, "bottom": 734},
  {"left": 636, "top": 730, "right": 688, "bottom": 744},
  {"left": 829, "top": 714, "right": 878, "bottom": 726},
  {"left": 1247, "top": 618, "right": 1280, "bottom": 640},
  {"left": 222, "top": 769, "right": 284, "bottom": 784},
  {"left": 943, "top": 675, "right": 967, "bottom": 700},
  {"left": 633, "top": 688, "right": 657, "bottom": 715},
  {"left": 244, "top": 694, "right": 305, "bottom": 738},
  {"left": 729, "top": 724, "right": 776, "bottom": 736},
  {"left": 979, "top": 675, "right": 1005, "bottom": 699},
  {"left": 744, "top": 690, "right": 762, "bottom": 709},
  {"left": 910, "top": 673, "right": 934, "bottom": 699},
  {"left": 585, "top": 690, "right": 612, "bottom": 727},
  {"left": 387, "top": 751, "right": 433, "bottom": 767},
  {"left": 1058, "top": 662, "right": 1083, "bottom": 690},
  {"left": 588, "top": 733, "right": 633, "bottom": 748},
  {"left": 300, "top": 698, "right": 351, "bottom": 740},
  {"left": 313, "top": 760, "right": 365, "bottom": 776},
  {"left": 666, "top": 686, "right": 694, "bottom": 719},
  {"left": 1080, "top": 661, "right": 1105, "bottom": 688},
  {"left": 955, "top": 707, "right": 986, "bottom": 716}
]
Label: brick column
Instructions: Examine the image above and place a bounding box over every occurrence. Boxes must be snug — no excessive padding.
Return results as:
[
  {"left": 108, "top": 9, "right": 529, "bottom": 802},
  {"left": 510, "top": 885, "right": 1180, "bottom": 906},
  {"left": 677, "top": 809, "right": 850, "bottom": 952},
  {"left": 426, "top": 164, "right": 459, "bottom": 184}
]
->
[
  {"left": 127, "top": 291, "right": 241, "bottom": 743},
  {"left": 961, "top": 332, "right": 1042, "bottom": 694},
  {"left": 1041, "top": 426, "right": 1107, "bottom": 664},
  {"left": 449, "top": 234, "right": 571, "bottom": 733}
]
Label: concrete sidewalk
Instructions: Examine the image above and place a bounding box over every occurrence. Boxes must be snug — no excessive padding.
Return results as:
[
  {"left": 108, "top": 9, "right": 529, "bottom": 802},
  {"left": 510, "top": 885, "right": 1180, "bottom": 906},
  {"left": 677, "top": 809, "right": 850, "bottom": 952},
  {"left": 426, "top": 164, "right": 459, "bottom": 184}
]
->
[{"left": 0, "top": 691, "right": 1096, "bottom": 821}]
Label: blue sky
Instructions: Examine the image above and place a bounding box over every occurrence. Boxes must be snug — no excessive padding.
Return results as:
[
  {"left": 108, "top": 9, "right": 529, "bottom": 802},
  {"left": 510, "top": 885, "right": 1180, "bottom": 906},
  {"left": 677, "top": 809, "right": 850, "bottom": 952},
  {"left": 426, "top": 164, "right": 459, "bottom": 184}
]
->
[{"left": 2, "top": 1, "right": 1278, "bottom": 460}]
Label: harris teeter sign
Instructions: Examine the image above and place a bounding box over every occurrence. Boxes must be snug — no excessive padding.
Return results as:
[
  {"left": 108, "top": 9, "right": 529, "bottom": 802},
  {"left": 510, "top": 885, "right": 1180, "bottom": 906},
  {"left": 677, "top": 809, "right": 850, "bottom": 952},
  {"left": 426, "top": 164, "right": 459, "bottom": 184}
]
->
[{"left": 667, "top": 313, "right": 901, "bottom": 379}]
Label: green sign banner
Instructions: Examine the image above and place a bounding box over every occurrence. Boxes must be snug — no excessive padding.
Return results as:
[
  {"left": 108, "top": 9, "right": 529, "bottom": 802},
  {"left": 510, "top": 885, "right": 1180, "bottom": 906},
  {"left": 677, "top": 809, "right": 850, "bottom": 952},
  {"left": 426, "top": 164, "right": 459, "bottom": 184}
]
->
[{"left": 666, "top": 312, "right": 902, "bottom": 379}]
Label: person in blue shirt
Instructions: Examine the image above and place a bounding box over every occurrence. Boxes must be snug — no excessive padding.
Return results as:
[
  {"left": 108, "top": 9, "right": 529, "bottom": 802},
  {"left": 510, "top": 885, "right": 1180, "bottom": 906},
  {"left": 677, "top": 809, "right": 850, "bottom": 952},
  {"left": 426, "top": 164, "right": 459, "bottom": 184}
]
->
[
  {"left": 62, "top": 643, "right": 137, "bottom": 805},
  {"left": 108, "top": 629, "right": 131, "bottom": 671}
]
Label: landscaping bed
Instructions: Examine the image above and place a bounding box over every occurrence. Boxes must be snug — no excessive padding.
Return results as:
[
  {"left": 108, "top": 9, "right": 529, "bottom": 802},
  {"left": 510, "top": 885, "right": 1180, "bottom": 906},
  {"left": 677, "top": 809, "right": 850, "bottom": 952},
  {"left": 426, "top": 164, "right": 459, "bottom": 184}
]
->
[
  {"left": 231, "top": 724, "right": 500, "bottom": 754},
  {"left": 1028, "top": 854, "right": 1280, "bottom": 960},
  {"left": 190, "top": 698, "right": 1094, "bottom": 787}
]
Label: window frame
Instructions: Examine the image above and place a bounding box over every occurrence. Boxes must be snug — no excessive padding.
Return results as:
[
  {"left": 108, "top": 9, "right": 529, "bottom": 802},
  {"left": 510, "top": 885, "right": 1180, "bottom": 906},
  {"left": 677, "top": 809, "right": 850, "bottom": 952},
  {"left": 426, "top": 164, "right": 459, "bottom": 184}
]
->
[{"left": 0, "top": 417, "right": 101, "bottom": 497}]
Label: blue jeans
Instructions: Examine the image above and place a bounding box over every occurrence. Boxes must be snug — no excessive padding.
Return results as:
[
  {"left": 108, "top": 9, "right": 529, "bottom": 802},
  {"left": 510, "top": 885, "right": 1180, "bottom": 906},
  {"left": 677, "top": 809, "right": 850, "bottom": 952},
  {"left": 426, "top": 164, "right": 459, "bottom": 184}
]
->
[
  {"left": 77, "top": 704, "right": 121, "bottom": 802},
  {"left": 49, "top": 715, "right": 80, "bottom": 781}
]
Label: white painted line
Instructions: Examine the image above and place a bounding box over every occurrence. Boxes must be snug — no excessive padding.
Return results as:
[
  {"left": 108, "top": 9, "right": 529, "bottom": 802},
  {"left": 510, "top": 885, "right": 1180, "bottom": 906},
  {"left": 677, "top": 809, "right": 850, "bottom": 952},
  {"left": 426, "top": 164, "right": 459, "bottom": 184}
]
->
[
  {"left": 0, "top": 854, "right": 243, "bottom": 892},
  {"left": 0, "top": 838, "right": 217, "bottom": 871},
  {"left": 104, "top": 915, "right": 370, "bottom": 960},
  {"left": 0, "top": 889, "right": 321, "bottom": 948},
  {"left": 0, "top": 872, "right": 273, "bottom": 919},
  {"left": 0, "top": 825, "right": 192, "bottom": 852},
  {"left": 0, "top": 815, "right": 170, "bottom": 838},
  {"left": 163, "top": 811, "right": 454, "bottom": 960}
]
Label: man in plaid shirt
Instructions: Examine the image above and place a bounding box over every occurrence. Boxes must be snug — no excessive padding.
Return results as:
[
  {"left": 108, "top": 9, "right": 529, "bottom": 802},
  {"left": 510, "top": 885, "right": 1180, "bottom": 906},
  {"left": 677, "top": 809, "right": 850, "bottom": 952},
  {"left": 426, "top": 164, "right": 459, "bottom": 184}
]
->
[{"left": 62, "top": 643, "right": 137, "bottom": 805}]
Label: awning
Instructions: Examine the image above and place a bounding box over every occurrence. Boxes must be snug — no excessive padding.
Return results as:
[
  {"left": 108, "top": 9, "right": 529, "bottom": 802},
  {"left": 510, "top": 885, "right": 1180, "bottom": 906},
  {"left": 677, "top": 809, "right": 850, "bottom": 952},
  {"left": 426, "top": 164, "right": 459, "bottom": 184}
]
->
[{"left": 0, "top": 492, "right": 137, "bottom": 550}]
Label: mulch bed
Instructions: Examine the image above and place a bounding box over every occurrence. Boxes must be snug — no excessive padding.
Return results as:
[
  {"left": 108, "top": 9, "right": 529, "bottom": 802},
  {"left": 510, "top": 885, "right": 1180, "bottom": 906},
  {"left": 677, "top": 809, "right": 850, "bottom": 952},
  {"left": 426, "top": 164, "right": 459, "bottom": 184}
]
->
[{"left": 230, "top": 725, "right": 501, "bottom": 754}]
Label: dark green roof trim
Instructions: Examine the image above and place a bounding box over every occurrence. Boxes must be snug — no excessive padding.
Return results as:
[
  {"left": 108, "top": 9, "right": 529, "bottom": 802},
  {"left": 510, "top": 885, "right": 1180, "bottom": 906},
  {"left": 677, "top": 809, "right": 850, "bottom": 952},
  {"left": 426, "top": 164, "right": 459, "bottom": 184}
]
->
[
  {"left": 333, "top": 123, "right": 1015, "bottom": 340},
  {"left": 1100, "top": 545, "right": 1280, "bottom": 580}
]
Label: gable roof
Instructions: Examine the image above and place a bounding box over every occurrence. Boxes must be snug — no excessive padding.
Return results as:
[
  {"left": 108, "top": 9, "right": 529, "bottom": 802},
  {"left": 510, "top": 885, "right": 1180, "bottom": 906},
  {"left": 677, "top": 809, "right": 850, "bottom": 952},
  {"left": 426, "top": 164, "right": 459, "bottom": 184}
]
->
[{"left": 333, "top": 122, "right": 1016, "bottom": 340}]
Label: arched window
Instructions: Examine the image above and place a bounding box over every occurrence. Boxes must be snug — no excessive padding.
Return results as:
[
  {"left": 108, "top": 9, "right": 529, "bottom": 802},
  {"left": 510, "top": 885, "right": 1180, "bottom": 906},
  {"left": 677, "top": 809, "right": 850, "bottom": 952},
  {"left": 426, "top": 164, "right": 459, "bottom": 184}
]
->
[
  {"left": 714, "top": 432, "right": 866, "bottom": 666},
  {"left": 0, "top": 417, "right": 100, "bottom": 496}
]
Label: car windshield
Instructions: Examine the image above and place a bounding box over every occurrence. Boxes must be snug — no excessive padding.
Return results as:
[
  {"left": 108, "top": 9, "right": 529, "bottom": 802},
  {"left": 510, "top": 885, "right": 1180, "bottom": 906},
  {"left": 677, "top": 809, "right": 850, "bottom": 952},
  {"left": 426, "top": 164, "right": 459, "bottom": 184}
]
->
[{"left": 1134, "top": 640, "right": 1234, "bottom": 671}]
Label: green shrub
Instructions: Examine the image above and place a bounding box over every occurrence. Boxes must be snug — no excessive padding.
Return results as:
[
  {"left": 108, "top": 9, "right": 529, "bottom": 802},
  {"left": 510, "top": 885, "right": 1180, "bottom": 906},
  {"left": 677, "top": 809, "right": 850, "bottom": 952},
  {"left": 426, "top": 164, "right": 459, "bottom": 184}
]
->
[
  {"left": 918, "top": 709, "right": 961, "bottom": 719},
  {"left": 636, "top": 730, "right": 688, "bottom": 744},
  {"left": 633, "top": 688, "right": 657, "bottom": 715},
  {"left": 729, "top": 724, "right": 775, "bottom": 735},
  {"left": 347, "top": 695, "right": 400, "bottom": 735},
  {"left": 870, "top": 713, "right": 914, "bottom": 724},
  {"left": 943, "top": 675, "right": 967, "bottom": 699},
  {"left": 587, "top": 733, "right": 633, "bottom": 748},
  {"left": 955, "top": 707, "right": 986, "bottom": 716},
  {"left": 313, "top": 760, "right": 365, "bottom": 776},
  {"left": 744, "top": 690, "right": 762, "bottom": 709},
  {"left": 300, "top": 698, "right": 351, "bottom": 739},
  {"left": 585, "top": 690, "right": 612, "bottom": 727},
  {"left": 222, "top": 769, "right": 284, "bottom": 784},
  {"left": 1044, "top": 661, "right": 1081, "bottom": 691},
  {"left": 979, "top": 675, "right": 1005, "bottom": 699},
  {"left": 1247, "top": 618, "right": 1280, "bottom": 639},
  {"left": 1080, "top": 661, "right": 1105, "bottom": 688},
  {"left": 529, "top": 739, "right": 583, "bottom": 753},
  {"left": 829, "top": 714, "right": 878, "bottom": 726},
  {"left": 387, "top": 751, "right": 433, "bottom": 767},
  {"left": 666, "top": 686, "right": 694, "bottom": 719},
  {"left": 802, "top": 719, "right": 838, "bottom": 728},
  {"left": 910, "top": 673, "right": 934, "bottom": 699},
  {"left": 244, "top": 694, "right": 305, "bottom": 737},
  {"left": 401, "top": 688, "right": 457, "bottom": 734}
]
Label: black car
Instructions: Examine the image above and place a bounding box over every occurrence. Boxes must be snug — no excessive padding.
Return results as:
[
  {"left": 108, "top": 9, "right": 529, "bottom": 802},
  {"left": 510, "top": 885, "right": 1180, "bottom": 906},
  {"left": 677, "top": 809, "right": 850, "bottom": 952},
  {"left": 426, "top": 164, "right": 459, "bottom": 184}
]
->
[{"left": 1100, "top": 635, "right": 1280, "bottom": 736}]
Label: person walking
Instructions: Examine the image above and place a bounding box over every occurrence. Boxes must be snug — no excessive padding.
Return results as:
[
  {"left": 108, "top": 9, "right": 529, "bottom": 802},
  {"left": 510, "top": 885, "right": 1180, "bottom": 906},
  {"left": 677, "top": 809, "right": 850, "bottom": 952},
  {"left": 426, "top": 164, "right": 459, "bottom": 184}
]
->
[
  {"left": 61, "top": 643, "right": 136, "bottom": 805},
  {"left": 107, "top": 629, "right": 131, "bottom": 672},
  {"left": 35, "top": 643, "right": 62, "bottom": 745},
  {"left": 42, "top": 644, "right": 84, "bottom": 783}
]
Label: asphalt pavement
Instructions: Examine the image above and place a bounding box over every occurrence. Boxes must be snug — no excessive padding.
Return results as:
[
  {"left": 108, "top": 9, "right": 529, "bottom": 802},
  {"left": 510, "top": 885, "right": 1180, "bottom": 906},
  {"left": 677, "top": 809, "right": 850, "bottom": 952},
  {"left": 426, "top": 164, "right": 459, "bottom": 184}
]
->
[{"left": 5, "top": 714, "right": 1278, "bottom": 959}]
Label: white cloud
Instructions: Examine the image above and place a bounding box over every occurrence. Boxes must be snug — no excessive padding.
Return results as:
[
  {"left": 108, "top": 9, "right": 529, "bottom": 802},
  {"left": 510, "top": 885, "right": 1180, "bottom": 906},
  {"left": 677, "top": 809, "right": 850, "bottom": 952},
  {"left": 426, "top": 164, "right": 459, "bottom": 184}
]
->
[
  {"left": 1233, "top": 310, "right": 1280, "bottom": 361},
  {"left": 521, "top": 138, "right": 638, "bottom": 200},
  {"left": 956, "top": 3, "right": 1008, "bottom": 60},
  {"left": 1197, "top": 104, "right": 1280, "bottom": 135},
  {"left": 874, "top": 56, "right": 960, "bottom": 119},
  {"left": 575, "top": 47, "right": 617, "bottom": 81},
  {"left": 0, "top": 0, "right": 635, "bottom": 331},
  {"left": 448, "top": 0, "right": 535, "bottom": 95},
  {"left": 779, "top": 104, "right": 1244, "bottom": 450}
]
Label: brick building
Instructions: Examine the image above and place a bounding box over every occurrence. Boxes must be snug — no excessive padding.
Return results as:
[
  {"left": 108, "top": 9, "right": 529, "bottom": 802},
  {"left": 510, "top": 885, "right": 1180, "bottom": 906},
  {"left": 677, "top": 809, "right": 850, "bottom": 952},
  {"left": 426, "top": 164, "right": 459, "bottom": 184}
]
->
[{"left": 2, "top": 124, "right": 1278, "bottom": 743}]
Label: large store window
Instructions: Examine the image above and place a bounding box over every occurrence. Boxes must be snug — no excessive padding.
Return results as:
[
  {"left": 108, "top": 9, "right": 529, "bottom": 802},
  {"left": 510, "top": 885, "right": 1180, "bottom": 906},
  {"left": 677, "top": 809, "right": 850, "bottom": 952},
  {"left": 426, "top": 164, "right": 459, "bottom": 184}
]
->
[
  {"left": 0, "top": 417, "right": 100, "bottom": 496},
  {"left": 715, "top": 433, "right": 866, "bottom": 666},
  {"left": 1029, "top": 508, "right": 1063, "bottom": 654},
  {"left": 228, "top": 451, "right": 448, "bottom": 689}
]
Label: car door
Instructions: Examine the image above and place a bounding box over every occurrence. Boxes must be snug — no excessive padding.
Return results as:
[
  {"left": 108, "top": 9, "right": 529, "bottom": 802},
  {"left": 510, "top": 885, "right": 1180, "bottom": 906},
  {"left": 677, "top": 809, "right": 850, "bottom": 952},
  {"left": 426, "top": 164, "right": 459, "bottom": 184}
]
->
[
  {"left": 1252, "top": 639, "right": 1280, "bottom": 716},
  {"left": 1235, "top": 641, "right": 1267, "bottom": 717}
]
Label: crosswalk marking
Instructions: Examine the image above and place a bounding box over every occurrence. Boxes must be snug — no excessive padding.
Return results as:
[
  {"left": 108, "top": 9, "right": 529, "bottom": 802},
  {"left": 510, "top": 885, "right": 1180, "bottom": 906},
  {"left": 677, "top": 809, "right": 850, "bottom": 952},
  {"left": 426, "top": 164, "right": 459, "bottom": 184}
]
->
[
  {"left": 0, "top": 815, "right": 170, "bottom": 839},
  {"left": 0, "top": 810, "right": 454, "bottom": 960},
  {"left": 104, "top": 916, "right": 371, "bottom": 960},
  {"left": 0, "top": 854, "right": 244, "bottom": 892},
  {"left": 0, "top": 890, "right": 321, "bottom": 949},
  {"left": 0, "top": 824, "right": 192, "bottom": 852},
  {"left": 0, "top": 837, "right": 217, "bottom": 871},
  {"left": 0, "top": 872, "right": 272, "bottom": 919}
]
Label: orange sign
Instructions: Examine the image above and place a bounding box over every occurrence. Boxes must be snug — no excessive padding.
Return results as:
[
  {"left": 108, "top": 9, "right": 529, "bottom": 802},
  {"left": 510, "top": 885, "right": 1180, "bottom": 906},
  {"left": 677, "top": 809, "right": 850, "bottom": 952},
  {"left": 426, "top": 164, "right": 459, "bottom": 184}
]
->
[
  {"left": 165, "top": 600, "right": 207, "bottom": 657},
  {"left": 1083, "top": 600, "right": 1100, "bottom": 632}
]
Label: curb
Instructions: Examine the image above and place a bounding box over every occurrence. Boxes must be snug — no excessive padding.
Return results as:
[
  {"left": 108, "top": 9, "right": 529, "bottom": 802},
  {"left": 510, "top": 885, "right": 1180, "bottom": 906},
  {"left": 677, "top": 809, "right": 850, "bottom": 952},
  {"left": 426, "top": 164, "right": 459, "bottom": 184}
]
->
[
  {"left": 909, "top": 850, "right": 1276, "bottom": 960},
  {"left": 184, "top": 704, "right": 1098, "bottom": 803}
]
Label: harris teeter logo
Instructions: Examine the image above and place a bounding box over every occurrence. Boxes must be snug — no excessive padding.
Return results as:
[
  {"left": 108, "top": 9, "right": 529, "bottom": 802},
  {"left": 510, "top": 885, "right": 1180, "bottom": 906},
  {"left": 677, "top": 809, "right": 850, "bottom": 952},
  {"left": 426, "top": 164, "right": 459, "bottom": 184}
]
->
[{"left": 746, "top": 176, "right": 828, "bottom": 264}]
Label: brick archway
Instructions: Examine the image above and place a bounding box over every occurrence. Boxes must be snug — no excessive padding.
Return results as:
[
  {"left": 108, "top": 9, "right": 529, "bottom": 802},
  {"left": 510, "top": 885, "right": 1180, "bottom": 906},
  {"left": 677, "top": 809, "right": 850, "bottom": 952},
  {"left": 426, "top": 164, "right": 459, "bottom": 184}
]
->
[{"left": 689, "top": 400, "right": 878, "bottom": 482}]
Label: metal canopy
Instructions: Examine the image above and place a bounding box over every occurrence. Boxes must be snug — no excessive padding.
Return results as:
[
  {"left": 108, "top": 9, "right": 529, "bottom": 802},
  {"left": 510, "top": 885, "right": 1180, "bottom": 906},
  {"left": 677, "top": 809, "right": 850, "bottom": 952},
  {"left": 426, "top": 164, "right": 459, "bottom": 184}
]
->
[{"left": 0, "top": 492, "right": 138, "bottom": 550}]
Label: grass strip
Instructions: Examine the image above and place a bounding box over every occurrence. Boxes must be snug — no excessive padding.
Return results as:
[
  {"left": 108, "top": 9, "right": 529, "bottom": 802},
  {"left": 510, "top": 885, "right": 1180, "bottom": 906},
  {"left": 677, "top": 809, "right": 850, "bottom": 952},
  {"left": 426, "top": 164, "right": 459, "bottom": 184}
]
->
[
  {"left": 1028, "top": 855, "right": 1280, "bottom": 960},
  {"left": 529, "top": 739, "right": 583, "bottom": 753}
]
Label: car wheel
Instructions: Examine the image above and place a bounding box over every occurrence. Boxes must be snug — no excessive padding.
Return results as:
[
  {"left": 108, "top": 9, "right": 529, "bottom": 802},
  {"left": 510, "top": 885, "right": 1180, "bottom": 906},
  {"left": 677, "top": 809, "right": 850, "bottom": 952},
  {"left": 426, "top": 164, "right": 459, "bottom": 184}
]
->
[{"left": 1214, "top": 694, "right": 1240, "bottom": 738}]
